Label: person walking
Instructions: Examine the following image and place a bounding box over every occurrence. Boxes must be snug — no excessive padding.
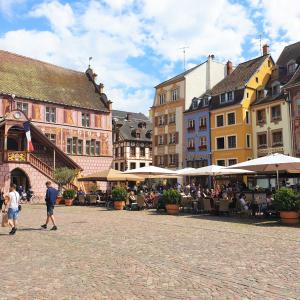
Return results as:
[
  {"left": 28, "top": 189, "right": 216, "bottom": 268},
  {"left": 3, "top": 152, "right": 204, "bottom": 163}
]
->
[
  {"left": 41, "top": 181, "right": 58, "bottom": 231},
  {"left": 4, "top": 184, "right": 20, "bottom": 235}
]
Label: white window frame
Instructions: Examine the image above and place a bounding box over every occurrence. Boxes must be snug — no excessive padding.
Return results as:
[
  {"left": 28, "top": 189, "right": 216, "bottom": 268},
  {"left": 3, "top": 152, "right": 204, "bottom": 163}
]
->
[
  {"left": 45, "top": 106, "right": 56, "bottom": 123},
  {"left": 16, "top": 101, "right": 29, "bottom": 115},
  {"left": 220, "top": 93, "right": 226, "bottom": 104},
  {"left": 216, "top": 136, "right": 225, "bottom": 150},
  {"left": 200, "top": 116, "right": 207, "bottom": 128},
  {"left": 200, "top": 136, "right": 207, "bottom": 147},
  {"left": 227, "top": 91, "right": 234, "bottom": 102},
  {"left": 226, "top": 111, "right": 236, "bottom": 126},
  {"left": 188, "top": 138, "right": 195, "bottom": 148},
  {"left": 270, "top": 104, "right": 281, "bottom": 121},
  {"left": 171, "top": 88, "right": 179, "bottom": 101},
  {"left": 296, "top": 99, "right": 300, "bottom": 116},
  {"left": 169, "top": 133, "right": 176, "bottom": 144},
  {"left": 216, "top": 159, "right": 226, "bottom": 166},
  {"left": 227, "top": 135, "right": 237, "bottom": 149},
  {"left": 216, "top": 114, "right": 224, "bottom": 127},
  {"left": 159, "top": 93, "right": 166, "bottom": 105},
  {"left": 158, "top": 135, "right": 164, "bottom": 145}
]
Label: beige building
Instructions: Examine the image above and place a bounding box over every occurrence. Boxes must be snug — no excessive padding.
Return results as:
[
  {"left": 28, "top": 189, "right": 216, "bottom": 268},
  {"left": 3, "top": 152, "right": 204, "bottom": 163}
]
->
[
  {"left": 151, "top": 55, "right": 227, "bottom": 169},
  {"left": 112, "top": 110, "right": 152, "bottom": 171}
]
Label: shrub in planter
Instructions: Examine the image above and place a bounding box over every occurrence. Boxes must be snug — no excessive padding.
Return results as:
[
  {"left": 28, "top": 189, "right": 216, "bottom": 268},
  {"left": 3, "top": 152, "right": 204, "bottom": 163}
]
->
[
  {"left": 112, "top": 187, "right": 127, "bottom": 210},
  {"left": 63, "top": 189, "right": 76, "bottom": 206},
  {"left": 163, "top": 189, "right": 181, "bottom": 215},
  {"left": 273, "top": 187, "right": 300, "bottom": 224}
]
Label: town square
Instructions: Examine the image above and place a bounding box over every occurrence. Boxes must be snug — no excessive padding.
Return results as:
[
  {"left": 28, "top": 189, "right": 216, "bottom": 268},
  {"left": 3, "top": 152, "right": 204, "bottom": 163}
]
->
[{"left": 1, "top": 0, "right": 300, "bottom": 299}]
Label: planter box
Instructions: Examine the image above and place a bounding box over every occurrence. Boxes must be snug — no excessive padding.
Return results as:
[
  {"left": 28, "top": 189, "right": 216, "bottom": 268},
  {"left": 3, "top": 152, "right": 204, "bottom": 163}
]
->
[
  {"left": 64, "top": 198, "right": 74, "bottom": 206},
  {"left": 114, "top": 201, "right": 125, "bottom": 210},
  {"left": 280, "top": 211, "right": 299, "bottom": 224},
  {"left": 56, "top": 196, "right": 64, "bottom": 205},
  {"left": 166, "top": 204, "right": 179, "bottom": 215}
]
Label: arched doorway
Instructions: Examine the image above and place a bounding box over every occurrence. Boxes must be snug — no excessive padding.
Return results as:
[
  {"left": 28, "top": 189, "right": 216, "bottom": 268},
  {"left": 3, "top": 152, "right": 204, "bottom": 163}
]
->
[
  {"left": 7, "top": 126, "right": 27, "bottom": 151},
  {"left": 10, "top": 168, "right": 30, "bottom": 193}
]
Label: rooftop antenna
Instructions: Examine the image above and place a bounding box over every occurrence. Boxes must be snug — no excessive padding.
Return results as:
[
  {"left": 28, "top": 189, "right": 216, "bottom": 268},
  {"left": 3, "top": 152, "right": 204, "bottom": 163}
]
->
[
  {"left": 88, "top": 56, "right": 92, "bottom": 68},
  {"left": 179, "top": 46, "right": 189, "bottom": 71},
  {"left": 259, "top": 34, "right": 262, "bottom": 56}
]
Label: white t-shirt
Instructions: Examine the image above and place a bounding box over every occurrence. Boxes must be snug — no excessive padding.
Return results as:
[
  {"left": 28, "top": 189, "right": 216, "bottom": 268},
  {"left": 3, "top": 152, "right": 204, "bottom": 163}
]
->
[{"left": 9, "top": 191, "right": 20, "bottom": 209}]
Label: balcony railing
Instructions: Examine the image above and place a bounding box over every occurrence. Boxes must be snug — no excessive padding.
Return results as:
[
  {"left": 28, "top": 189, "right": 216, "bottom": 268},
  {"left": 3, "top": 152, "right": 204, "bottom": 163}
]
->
[
  {"left": 199, "top": 145, "right": 207, "bottom": 151},
  {"left": 199, "top": 126, "right": 207, "bottom": 131},
  {"left": 5, "top": 151, "right": 28, "bottom": 162}
]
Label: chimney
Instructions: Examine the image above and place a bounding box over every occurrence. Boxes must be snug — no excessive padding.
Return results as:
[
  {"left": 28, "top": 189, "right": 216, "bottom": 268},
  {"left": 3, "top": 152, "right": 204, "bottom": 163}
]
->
[
  {"left": 126, "top": 113, "right": 131, "bottom": 121},
  {"left": 262, "top": 44, "right": 269, "bottom": 56},
  {"left": 99, "top": 83, "right": 104, "bottom": 94},
  {"left": 226, "top": 60, "right": 233, "bottom": 75}
]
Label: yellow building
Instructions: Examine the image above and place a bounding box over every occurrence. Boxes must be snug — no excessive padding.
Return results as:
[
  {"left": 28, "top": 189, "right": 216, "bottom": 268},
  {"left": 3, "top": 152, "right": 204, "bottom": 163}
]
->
[{"left": 210, "top": 47, "right": 274, "bottom": 166}]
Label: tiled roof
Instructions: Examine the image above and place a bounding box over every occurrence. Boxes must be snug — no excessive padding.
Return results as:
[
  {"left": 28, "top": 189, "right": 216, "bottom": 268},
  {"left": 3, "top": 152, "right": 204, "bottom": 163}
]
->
[
  {"left": 251, "top": 92, "right": 283, "bottom": 106},
  {"left": 210, "top": 55, "right": 269, "bottom": 96},
  {"left": 0, "top": 50, "right": 109, "bottom": 111},
  {"left": 112, "top": 110, "right": 152, "bottom": 142},
  {"left": 210, "top": 89, "right": 245, "bottom": 110},
  {"left": 277, "top": 41, "right": 300, "bottom": 66},
  {"left": 112, "top": 110, "right": 149, "bottom": 121},
  {"left": 284, "top": 67, "right": 300, "bottom": 89},
  {"left": 184, "top": 92, "right": 211, "bottom": 113}
]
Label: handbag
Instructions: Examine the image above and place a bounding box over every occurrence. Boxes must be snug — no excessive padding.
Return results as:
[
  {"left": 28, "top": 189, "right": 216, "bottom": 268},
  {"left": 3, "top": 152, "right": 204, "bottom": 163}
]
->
[
  {"left": 1, "top": 212, "right": 8, "bottom": 227},
  {"left": 18, "top": 204, "right": 22, "bottom": 212}
]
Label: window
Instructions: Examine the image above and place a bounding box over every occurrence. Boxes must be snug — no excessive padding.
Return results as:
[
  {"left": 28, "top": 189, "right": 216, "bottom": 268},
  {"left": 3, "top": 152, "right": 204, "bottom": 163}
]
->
[
  {"left": 16, "top": 102, "right": 28, "bottom": 115},
  {"left": 217, "top": 160, "right": 225, "bottom": 166},
  {"left": 199, "top": 117, "right": 207, "bottom": 129},
  {"left": 115, "top": 147, "right": 119, "bottom": 157},
  {"left": 227, "top": 91, "right": 233, "bottom": 102},
  {"left": 140, "top": 147, "right": 145, "bottom": 157},
  {"left": 158, "top": 116, "right": 164, "bottom": 126},
  {"left": 271, "top": 105, "right": 281, "bottom": 121},
  {"left": 72, "top": 137, "right": 77, "bottom": 154},
  {"left": 297, "top": 99, "right": 300, "bottom": 116},
  {"left": 169, "top": 133, "right": 176, "bottom": 144},
  {"left": 46, "top": 107, "right": 56, "bottom": 123},
  {"left": 220, "top": 93, "right": 226, "bottom": 103},
  {"left": 130, "top": 162, "right": 136, "bottom": 170},
  {"left": 228, "top": 159, "right": 237, "bottom": 166},
  {"left": 120, "top": 163, "right": 124, "bottom": 171},
  {"left": 169, "top": 113, "right": 176, "bottom": 124},
  {"left": 171, "top": 88, "right": 179, "bottom": 101},
  {"left": 130, "top": 147, "right": 136, "bottom": 156},
  {"left": 90, "top": 139, "right": 95, "bottom": 155},
  {"left": 78, "top": 140, "right": 83, "bottom": 155},
  {"left": 140, "top": 163, "right": 146, "bottom": 168},
  {"left": 256, "top": 77, "right": 258, "bottom": 83},
  {"left": 67, "top": 138, "right": 72, "bottom": 154},
  {"left": 188, "top": 138, "right": 195, "bottom": 150},
  {"left": 115, "top": 163, "right": 119, "bottom": 170},
  {"left": 216, "top": 115, "right": 224, "bottom": 127},
  {"left": 257, "top": 109, "right": 266, "bottom": 124},
  {"left": 120, "top": 147, "right": 124, "bottom": 157},
  {"left": 82, "top": 113, "right": 90, "bottom": 127},
  {"left": 257, "top": 89, "right": 264, "bottom": 99},
  {"left": 95, "top": 141, "right": 100, "bottom": 156},
  {"left": 257, "top": 133, "right": 267, "bottom": 148},
  {"left": 192, "top": 99, "right": 198, "bottom": 109},
  {"left": 216, "top": 137, "right": 225, "bottom": 149},
  {"left": 159, "top": 93, "right": 166, "bottom": 105},
  {"left": 272, "top": 84, "right": 280, "bottom": 96},
  {"left": 287, "top": 62, "right": 296, "bottom": 74},
  {"left": 169, "top": 154, "right": 176, "bottom": 165},
  {"left": 159, "top": 135, "right": 164, "bottom": 145},
  {"left": 86, "top": 140, "right": 91, "bottom": 155},
  {"left": 227, "top": 112, "right": 235, "bottom": 125},
  {"left": 199, "top": 136, "right": 207, "bottom": 150},
  {"left": 246, "top": 134, "right": 251, "bottom": 148},
  {"left": 45, "top": 133, "right": 56, "bottom": 144},
  {"left": 228, "top": 136, "right": 236, "bottom": 148},
  {"left": 188, "top": 119, "right": 195, "bottom": 130},
  {"left": 203, "top": 97, "right": 209, "bottom": 106},
  {"left": 245, "top": 111, "right": 250, "bottom": 124},
  {"left": 272, "top": 130, "right": 283, "bottom": 147}
]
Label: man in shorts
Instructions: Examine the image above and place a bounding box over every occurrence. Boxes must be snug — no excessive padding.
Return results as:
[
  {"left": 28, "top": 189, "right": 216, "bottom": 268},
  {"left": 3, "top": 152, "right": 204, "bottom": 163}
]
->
[
  {"left": 4, "top": 184, "right": 20, "bottom": 235},
  {"left": 41, "top": 181, "right": 58, "bottom": 231}
]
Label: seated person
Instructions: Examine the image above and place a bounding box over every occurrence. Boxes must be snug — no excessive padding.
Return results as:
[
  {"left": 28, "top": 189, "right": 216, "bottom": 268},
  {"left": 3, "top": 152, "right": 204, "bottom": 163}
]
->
[
  {"left": 127, "top": 191, "right": 137, "bottom": 209},
  {"left": 261, "top": 192, "right": 274, "bottom": 215},
  {"left": 239, "top": 193, "right": 249, "bottom": 211}
]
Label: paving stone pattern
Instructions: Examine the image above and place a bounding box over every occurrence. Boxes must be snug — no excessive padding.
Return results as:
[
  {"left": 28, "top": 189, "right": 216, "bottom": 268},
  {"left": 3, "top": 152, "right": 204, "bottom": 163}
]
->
[{"left": 0, "top": 205, "right": 300, "bottom": 300}]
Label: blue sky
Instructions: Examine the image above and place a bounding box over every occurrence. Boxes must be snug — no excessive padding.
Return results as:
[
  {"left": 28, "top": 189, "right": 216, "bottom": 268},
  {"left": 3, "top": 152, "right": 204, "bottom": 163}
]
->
[{"left": 0, "top": 0, "right": 300, "bottom": 114}]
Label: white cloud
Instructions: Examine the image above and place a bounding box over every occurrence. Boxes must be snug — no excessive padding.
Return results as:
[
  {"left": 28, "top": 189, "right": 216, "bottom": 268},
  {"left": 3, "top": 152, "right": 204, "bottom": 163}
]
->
[{"left": 0, "top": 0, "right": 24, "bottom": 16}]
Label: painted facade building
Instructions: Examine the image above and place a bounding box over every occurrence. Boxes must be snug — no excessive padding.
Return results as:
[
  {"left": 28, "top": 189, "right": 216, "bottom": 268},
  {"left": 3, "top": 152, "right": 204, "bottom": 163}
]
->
[
  {"left": 151, "top": 55, "right": 227, "bottom": 169},
  {"left": 282, "top": 42, "right": 300, "bottom": 157},
  {"left": 0, "top": 50, "right": 113, "bottom": 198},
  {"left": 183, "top": 94, "right": 211, "bottom": 168},
  {"left": 210, "top": 47, "right": 274, "bottom": 166},
  {"left": 112, "top": 110, "right": 152, "bottom": 171},
  {"left": 251, "top": 44, "right": 298, "bottom": 158}
]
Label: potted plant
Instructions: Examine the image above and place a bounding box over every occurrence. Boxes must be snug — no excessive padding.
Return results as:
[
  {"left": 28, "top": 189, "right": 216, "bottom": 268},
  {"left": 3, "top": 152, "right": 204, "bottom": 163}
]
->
[
  {"left": 273, "top": 187, "right": 300, "bottom": 224},
  {"left": 163, "top": 189, "right": 181, "bottom": 215},
  {"left": 112, "top": 186, "right": 127, "bottom": 210},
  {"left": 63, "top": 189, "right": 76, "bottom": 206},
  {"left": 54, "top": 167, "right": 78, "bottom": 204}
]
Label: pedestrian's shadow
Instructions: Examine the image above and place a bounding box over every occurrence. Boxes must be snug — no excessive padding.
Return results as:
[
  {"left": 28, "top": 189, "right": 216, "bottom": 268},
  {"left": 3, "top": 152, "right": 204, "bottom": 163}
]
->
[{"left": 18, "top": 228, "right": 42, "bottom": 231}]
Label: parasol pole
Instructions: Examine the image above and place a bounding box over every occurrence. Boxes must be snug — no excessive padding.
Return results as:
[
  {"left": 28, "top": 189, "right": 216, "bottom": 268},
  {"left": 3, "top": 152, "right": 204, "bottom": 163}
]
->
[{"left": 276, "top": 166, "right": 279, "bottom": 190}]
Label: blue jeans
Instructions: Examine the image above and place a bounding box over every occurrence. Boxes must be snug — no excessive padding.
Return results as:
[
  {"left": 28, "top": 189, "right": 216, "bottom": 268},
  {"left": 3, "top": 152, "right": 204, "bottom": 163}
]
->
[{"left": 8, "top": 208, "right": 19, "bottom": 220}]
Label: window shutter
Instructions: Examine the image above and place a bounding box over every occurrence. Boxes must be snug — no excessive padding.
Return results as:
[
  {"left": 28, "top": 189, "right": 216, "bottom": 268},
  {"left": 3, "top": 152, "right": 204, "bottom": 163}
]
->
[
  {"left": 175, "top": 132, "right": 179, "bottom": 144},
  {"left": 164, "top": 134, "right": 168, "bottom": 145},
  {"left": 154, "top": 117, "right": 158, "bottom": 126},
  {"left": 154, "top": 135, "right": 158, "bottom": 146},
  {"left": 175, "top": 154, "right": 179, "bottom": 167},
  {"left": 164, "top": 155, "right": 169, "bottom": 167},
  {"left": 164, "top": 114, "right": 168, "bottom": 124}
]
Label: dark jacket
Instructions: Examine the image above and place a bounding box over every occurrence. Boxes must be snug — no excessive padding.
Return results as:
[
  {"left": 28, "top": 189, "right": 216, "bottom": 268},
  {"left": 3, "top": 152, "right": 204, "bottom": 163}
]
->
[{"left": 45, "top": 187, "right": 58, "bottom": 206}]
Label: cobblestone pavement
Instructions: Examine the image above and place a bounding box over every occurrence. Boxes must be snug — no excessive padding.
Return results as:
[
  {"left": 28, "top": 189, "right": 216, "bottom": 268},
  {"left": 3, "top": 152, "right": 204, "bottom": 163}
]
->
[{"left": 0, "top": 205, "right": 300, "bottom": 300}]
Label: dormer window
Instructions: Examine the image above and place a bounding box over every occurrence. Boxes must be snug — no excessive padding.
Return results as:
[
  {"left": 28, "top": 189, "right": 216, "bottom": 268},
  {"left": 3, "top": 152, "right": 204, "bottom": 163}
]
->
[
  {"left": 192, "top": 99, "right": 198, "bottom": 109},
  {"left": 257, "top": 89, "right": 265, "bottom": 99},
  {"left": 138, "top": 122, "right": 146, "bottom": 128},
  {"left": 203, "top": 97, "right": 209, "bottom": 106},
  {"left": 272, "top": 84, "right": 280, "bottom": 96},
  {"left": 227, "top": 91, "right": 233, "bottom": 102},
  {"left": 220, "top": 93, "right": 226, "bottom": 103},
  {"left": 287, "top": 61, "right": 296, "bottom": 74}
]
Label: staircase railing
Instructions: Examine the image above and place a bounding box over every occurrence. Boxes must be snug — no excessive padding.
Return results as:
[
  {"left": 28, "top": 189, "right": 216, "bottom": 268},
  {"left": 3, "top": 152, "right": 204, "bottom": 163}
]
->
[{"left": 28, "top": 153, "right": 54, "bottom": 179}]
